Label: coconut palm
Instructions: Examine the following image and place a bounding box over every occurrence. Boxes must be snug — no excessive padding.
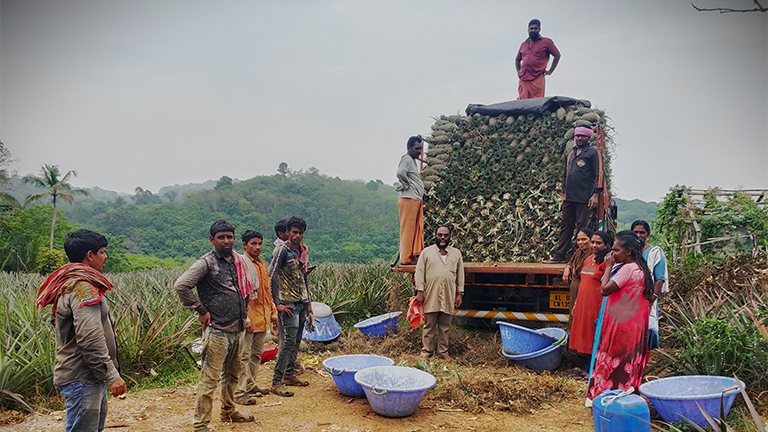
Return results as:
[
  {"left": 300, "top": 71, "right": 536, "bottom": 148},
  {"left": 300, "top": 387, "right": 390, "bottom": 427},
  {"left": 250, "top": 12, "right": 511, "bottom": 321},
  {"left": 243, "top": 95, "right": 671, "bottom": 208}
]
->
[{"left": 23, "top": 164, "right": 89, "bottom": 250}]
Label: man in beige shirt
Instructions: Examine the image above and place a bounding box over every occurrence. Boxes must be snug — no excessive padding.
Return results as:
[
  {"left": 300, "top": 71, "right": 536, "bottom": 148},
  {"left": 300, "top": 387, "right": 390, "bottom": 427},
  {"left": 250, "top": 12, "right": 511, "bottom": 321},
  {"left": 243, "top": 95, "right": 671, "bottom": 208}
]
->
[{"left": 414, "top": 226, "right": 465, "bottom": 361}]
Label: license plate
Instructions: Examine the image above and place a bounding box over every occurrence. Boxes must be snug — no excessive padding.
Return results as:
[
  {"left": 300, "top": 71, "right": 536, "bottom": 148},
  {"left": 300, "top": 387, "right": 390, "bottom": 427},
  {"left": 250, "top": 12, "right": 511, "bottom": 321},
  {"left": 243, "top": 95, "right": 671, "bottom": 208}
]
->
[{"left": 549, "top": 291, "right": 570, "bottom": 309}]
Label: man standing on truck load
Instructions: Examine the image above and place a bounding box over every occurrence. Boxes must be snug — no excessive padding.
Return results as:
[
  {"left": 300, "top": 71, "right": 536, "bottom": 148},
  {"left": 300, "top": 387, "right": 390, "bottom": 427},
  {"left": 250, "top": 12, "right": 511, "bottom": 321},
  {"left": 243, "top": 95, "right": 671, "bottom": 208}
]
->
[
  {"left": 174, "top": 220, "right": 257, "bottom": 429},
  {"left": 548, "top": 126, "right": 604, "bottom": 263},
  {"left": 396, "top": 135, "right": 425, "bottom": 265},
  {"left": 414, "top": 226, "right": 464, "bottom": 361},
  {"left": 515, "top": 19, "right": 561, "bottom": 100}
]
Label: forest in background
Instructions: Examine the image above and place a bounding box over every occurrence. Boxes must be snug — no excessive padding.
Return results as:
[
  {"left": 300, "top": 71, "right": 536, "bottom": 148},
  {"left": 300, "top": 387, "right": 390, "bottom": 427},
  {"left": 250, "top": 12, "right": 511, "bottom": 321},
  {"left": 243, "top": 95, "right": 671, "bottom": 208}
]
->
[{"left": 1, "top": 160, "right": 658, "bottom": 271}]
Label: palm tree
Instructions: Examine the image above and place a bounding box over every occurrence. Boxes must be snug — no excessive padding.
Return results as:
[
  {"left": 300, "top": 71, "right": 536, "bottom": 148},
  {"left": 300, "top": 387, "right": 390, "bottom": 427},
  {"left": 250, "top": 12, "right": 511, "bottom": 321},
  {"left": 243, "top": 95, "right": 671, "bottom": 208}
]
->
[{"left": 23, "top": 164, "right": 89, "bottom": 250}]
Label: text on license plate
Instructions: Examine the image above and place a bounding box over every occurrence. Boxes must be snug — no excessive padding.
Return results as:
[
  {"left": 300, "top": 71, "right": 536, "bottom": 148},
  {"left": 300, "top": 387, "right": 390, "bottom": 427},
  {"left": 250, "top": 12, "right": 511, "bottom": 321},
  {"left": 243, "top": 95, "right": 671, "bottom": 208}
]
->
[{"left": 549, "top": 291, "right": 570, "bottom": 309}]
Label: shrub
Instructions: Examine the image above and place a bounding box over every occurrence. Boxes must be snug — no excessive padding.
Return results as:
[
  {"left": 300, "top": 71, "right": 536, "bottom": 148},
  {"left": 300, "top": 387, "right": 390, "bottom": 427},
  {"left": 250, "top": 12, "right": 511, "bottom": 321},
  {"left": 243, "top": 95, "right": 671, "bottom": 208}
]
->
[{"left": 36, "top": 249, "right": 67, "bottom": 274}]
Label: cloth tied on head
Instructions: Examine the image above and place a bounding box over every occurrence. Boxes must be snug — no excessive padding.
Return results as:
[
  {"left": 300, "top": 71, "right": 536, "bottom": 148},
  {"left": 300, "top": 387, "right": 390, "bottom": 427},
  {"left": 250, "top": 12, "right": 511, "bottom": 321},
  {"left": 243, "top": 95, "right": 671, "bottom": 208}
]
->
[{"left": 574, "top": 126, "right": 594, "bottom": 137}]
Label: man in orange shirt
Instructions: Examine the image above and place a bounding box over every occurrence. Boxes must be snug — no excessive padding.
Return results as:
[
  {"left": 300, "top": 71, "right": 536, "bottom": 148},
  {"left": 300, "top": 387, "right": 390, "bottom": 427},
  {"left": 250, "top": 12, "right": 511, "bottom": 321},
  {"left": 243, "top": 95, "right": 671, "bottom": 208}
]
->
[
  {"left": 515, "top": 19, "right": 561, "bottom": 99},
  {"left": 235, "top": 230, "right": 278, "bottom": 405}
]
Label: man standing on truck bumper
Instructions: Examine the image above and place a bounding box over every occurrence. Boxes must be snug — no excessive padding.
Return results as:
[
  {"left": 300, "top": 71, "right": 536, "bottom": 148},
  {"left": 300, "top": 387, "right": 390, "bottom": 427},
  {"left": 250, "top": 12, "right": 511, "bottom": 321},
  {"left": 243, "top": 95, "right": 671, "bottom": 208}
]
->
[
  {"left": 515, "top": 19, "right": 560, "bottom": 100},
  {"left": 415, "top": 226, "right": 464, "bottom": 361},
  {"left": 396, "top": 135, "right": 425, "bottom": 265},
  {"left": 548, "top": 126, "right": 604, "bottom": 263}
]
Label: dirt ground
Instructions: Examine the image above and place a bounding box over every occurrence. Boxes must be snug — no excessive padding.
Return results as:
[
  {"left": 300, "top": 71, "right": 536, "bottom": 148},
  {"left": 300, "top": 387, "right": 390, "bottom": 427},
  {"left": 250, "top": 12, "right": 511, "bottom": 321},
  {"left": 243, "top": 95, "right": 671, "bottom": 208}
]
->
[{"left": 2, "top": 358, "right": 593, "bottom": 432}]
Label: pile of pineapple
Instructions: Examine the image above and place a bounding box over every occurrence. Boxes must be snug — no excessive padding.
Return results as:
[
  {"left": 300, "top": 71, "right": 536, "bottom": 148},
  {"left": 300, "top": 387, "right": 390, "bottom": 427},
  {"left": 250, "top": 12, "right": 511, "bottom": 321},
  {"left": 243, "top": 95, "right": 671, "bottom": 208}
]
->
[{"left": 422, "top": 104, "right": 613, "bottom": 262}]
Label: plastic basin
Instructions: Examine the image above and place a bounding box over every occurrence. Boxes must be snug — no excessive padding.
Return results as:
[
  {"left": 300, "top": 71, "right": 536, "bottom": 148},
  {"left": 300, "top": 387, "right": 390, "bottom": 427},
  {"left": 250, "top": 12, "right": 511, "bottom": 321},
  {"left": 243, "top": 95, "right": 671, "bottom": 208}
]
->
[
  {"left": 303, "top": 302, "right": 341, "bottom": 342},
  {"left": 354, "top": 366, "right": 436, "bottom": 417},
  {"left": 322, "top": 355, "right": 395, "bottom": 397},
  {"left": 499, "top": 321, "right": 560, "bottom": 355},
  {"left": 260, "top": 344, "right": 278, "bottom": 363},
  {"left": 354, "top": 312, "right": 402, "bottom": 338},
  {"left": 638, "top": 375, "right": 744, "bottom": 428},
  {"left": 501, "top": 327, "right": 568, "bottom": 371}
]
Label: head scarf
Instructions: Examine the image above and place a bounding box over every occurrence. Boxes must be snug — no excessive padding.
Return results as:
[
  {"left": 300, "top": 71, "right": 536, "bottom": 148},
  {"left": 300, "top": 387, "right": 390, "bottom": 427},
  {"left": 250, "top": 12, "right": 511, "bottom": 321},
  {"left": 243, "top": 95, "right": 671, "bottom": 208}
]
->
[
  {"left": 574, "top": 126, "right": 594, "bottom": 137},
  {"left": 37, "top": 263, "right": 113, "bottom": 314}
]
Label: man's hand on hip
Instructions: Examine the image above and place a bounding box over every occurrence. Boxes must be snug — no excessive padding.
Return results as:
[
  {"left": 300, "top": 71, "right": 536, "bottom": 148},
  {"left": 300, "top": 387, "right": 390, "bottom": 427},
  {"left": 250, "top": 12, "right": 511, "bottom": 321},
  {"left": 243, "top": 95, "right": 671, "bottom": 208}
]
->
[{"left": 198, "top": 312, "right": 211, "bottom": 332}]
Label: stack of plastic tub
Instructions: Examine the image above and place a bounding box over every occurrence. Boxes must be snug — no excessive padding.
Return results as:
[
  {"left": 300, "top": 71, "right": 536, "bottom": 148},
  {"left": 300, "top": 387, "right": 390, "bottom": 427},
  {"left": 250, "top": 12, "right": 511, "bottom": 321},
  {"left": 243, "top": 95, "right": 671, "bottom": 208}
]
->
[{"left": 499, "top": 321, "right": 568, "bottom": 371}]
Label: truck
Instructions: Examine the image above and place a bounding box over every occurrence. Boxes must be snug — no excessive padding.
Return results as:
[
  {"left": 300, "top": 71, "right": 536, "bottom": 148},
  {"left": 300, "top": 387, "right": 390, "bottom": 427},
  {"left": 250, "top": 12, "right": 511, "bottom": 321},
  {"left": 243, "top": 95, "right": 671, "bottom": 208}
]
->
[{"left": 392, "top": 96, "right": 616, "bottom": 324}]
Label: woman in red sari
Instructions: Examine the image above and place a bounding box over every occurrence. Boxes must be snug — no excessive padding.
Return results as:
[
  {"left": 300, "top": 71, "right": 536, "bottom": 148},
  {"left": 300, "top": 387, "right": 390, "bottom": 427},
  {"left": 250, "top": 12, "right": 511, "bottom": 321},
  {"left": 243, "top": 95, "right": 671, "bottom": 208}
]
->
[
  {"left": 587, "top": 231, "right": 655, "bottom": 402},
  {"left": 569, "top": 231, "right": 612, "bottom": 381}
]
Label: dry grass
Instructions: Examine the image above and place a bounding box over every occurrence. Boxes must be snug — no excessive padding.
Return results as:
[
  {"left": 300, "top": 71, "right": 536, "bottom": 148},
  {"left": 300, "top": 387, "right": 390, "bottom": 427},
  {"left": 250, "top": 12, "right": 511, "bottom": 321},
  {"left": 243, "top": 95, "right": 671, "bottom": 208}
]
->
[{"left": 302, "top": 322, "right": 584, "bottom": 414}]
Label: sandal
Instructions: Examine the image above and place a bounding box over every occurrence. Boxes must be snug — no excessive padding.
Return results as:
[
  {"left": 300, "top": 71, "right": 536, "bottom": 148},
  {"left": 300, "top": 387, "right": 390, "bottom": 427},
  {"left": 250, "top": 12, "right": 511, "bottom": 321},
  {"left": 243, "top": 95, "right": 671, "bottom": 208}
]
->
[
  {"left": 576, "top": 371, "right": 589, "bottom": 383},
  {"left": 282, "top": 375, "right": 309, "bottom": 386},
  {"left": 234, "top": 395, "right": 259, "bottom": 406},
  {"left": 248, "top": 386, "right": 270, "bottom": 396},
  {"left": 271, "top": 384, "right": 294, "bottom": 397},
  {"left": 220, "top": 411, "right": 254, "bottom": 423}
]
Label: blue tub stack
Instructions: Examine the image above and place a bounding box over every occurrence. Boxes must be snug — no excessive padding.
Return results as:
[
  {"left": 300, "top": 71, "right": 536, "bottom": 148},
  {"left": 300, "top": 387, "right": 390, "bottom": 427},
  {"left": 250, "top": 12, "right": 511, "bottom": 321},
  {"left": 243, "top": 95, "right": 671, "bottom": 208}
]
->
[{"left": 499, "top": 322, "right": 568, "bottom": 371}]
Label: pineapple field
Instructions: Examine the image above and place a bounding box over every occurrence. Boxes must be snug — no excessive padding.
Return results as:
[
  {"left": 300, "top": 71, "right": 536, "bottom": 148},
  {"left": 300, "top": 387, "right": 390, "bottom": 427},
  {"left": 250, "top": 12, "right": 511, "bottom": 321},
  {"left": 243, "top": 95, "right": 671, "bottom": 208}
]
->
[{"left": 422, "top": 98, "right": 614, "bottom": 262}]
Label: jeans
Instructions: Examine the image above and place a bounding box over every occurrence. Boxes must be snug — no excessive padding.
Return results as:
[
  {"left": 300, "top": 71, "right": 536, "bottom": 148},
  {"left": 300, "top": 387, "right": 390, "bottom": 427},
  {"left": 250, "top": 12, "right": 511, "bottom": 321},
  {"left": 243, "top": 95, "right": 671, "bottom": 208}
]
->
[
  {"left": 194, "top": 327, "right": 244, "bottom": 431},
  {"left": 56, "top": 381, "right": 108, "bottom": 432},
  {"left": 272, "top": 301, "right": 307, "bottom": 384}
]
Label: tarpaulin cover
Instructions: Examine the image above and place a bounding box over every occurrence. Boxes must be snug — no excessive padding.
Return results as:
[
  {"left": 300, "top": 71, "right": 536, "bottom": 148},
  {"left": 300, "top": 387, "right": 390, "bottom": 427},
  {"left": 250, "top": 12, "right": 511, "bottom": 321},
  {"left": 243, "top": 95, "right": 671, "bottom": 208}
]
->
[{"left": 466, "top": 96, "right": 591, "bottom": 117}]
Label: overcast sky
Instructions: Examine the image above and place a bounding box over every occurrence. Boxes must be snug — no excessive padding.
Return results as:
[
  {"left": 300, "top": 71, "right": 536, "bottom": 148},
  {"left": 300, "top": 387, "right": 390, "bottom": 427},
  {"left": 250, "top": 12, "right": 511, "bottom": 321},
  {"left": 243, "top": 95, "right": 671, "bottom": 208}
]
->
[{"left": 1, "top": 0, "right": 766, "bottom": 202}]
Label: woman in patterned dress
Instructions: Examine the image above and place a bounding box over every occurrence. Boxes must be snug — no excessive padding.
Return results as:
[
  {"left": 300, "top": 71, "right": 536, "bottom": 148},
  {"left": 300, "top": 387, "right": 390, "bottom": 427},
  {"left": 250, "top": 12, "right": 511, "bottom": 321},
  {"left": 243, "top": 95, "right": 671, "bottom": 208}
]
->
[{"left": 587, "top": 231, "right": 655, "bottom": 402}]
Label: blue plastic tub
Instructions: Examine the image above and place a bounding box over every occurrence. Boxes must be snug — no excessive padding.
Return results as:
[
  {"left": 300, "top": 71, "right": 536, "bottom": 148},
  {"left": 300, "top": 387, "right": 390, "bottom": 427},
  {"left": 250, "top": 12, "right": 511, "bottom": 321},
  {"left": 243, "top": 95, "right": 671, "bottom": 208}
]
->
[
  {"left": 498, "top": 321, "right": 560, "bottom": 355},
  {"left": 501, "top": 327, "right": 568, "bottom": 371},
  {"left": 639, "top": 375, "right": 744, "bottom": 428},
  {"left": 354, "top": 312, "right": 402, "bottom": 338},
  {"left": 593, "top": 389, "right": 651, "bottom": 432},
  {"left": 354, "top": 366, "right": 436, "bottom": 418},
  {"left": 303, "top": 302, "right": 341, "bottom": 342},
  {"left": 322, "top": 354, "right": 395, "bottom": 397}
]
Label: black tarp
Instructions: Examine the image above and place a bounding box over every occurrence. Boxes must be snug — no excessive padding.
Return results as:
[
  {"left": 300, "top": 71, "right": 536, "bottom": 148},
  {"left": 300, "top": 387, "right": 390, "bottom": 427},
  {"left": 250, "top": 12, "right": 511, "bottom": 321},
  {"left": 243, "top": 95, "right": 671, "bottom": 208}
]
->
[{"left": 465, "top": 96, "right": 591, "bottom": 117}]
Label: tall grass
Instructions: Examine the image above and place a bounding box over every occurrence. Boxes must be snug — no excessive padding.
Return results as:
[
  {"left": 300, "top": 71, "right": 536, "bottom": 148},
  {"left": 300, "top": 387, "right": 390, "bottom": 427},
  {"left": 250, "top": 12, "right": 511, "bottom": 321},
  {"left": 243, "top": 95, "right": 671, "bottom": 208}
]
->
[
  {"left": 308, "top": 262, "right": 413, "bottom": 325},
  {"left": 650, "top": 275, "right": 768, "bottom": 400},
  {"left": 0, "top": 263, "right": 412, "bottom": 410}
]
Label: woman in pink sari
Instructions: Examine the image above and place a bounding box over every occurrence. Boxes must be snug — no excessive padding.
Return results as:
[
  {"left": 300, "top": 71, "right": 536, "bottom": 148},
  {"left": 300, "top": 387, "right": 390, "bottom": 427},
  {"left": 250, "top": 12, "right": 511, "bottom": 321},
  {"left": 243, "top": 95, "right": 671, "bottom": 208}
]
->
[{"left": 587, "top": 231, "right": 655, "bottom": 402}]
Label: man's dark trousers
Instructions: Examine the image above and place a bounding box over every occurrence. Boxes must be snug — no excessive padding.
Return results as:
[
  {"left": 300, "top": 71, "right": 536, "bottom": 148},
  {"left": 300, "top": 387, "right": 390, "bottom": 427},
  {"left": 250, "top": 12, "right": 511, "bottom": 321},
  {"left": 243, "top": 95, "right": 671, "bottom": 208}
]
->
[{"left": 555, "top": 201, "right": 590, "bottom": 261}]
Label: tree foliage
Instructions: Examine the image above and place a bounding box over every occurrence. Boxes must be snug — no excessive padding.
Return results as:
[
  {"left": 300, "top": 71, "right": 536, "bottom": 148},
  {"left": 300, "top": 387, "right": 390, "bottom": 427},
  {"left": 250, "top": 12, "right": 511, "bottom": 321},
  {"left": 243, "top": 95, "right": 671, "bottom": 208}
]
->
[
  {"left": 0, "top": 205, "right": 77, "bottom": 272},
  {"left": 23, "top": 165, "right": 89, "bottom": 250},
  {"left": 656, "top": 186, "right": 768, "bottom": 262}
]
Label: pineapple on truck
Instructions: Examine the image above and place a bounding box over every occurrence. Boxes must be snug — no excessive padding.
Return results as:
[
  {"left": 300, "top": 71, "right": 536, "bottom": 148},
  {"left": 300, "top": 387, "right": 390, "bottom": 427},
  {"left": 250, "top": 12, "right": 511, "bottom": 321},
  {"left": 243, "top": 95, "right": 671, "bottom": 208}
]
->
[{"left": 392, "top": 96, "right": 616, "bottom": 323}]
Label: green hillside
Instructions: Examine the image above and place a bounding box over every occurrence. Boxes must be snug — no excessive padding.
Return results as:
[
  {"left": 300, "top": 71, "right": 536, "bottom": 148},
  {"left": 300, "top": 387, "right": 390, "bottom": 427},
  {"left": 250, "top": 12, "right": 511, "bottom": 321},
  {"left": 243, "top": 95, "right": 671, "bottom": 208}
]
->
[
  {"left": 614, "top": 198, "right": 659, "bottom": 231},
  {"left": 64, "top": 172, "right": 399, "bottom": 264}
]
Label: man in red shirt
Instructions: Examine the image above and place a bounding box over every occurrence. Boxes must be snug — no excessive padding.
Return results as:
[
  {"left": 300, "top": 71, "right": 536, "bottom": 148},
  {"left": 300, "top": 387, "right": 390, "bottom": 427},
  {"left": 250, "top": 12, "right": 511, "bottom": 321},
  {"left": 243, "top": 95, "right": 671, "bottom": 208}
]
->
[{"left": 515, "top": 19, "right": 561, "bottom": 100}]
